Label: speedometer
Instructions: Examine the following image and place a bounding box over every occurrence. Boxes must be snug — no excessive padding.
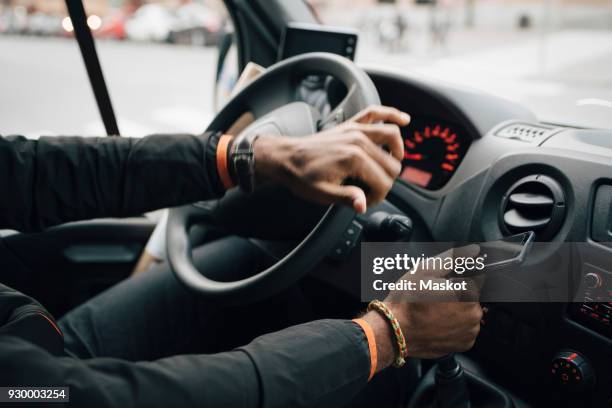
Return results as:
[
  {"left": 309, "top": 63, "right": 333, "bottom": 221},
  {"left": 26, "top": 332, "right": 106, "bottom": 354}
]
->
[{"left": 399, "top": 118, "right": 470, "bottom": 190}]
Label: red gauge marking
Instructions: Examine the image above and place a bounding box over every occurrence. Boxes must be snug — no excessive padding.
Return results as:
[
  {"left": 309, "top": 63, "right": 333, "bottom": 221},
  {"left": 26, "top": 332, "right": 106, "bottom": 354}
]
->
[
  {"left": 446, "top": 153, "right": 459, "bottom": 161},
  {"left": 447, "top": 143, "right": 460, "bottom": 152},
  {"left": 400, "top": 121, "right": 466, "bottom": 189},
  {"left": 441, "top": 163, "right": 455, "bottom": 172},
  {"left": 404, "top": 152, "right": 423, "bottom": 160}
]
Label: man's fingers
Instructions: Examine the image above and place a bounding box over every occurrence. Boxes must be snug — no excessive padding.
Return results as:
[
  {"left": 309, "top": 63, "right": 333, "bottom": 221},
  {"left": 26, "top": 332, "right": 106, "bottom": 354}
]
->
[
  {"left": 349, "top": 123, "right": 404, "bottom": 162},
  {"left": 417, "top": 247, "right": 455, "bottom": 278},
  {"left": 347, "top": 131, "right": 401, "bottom": 178},
  {"left": 415, "top": 244, "right": 482, "bottom": 279},
  {"left": 310, "top": 182, "right": 367, "bottom": 213},
  {"left": 351, "top": 105, "right": 411, "bottom": 127},
  {"left": 348, "top": 150, "right": 395, "bottom": 206},
  {"left": 452, "top": 244, "right": 481, "bottom": 259},
  {"left": 314, "top": 145, "right": 396, "bottom": 211}
]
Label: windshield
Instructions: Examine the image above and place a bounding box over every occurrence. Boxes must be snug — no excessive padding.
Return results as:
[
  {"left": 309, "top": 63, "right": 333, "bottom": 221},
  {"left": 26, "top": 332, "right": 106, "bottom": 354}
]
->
[{"left": 313, "top": 0, "right": 612, "bottom": 129}]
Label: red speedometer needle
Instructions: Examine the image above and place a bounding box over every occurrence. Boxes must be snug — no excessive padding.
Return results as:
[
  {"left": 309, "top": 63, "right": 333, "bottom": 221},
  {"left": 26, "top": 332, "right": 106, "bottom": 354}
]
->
[{"left": 404, "top": 152, "right": 423, "bottom": 160}]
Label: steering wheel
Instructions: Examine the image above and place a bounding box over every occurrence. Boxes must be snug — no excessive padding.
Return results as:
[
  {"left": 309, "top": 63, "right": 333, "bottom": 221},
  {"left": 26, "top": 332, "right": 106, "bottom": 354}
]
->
[{"left": 166, "top": 53, "right": 381, "bottom": 304}]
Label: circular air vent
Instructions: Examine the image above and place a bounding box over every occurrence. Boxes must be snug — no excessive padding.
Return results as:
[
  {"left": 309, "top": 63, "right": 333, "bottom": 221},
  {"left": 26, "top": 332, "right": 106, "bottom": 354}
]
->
[{"left": 500, "top": 175, "right": 566, "bottom": 240}]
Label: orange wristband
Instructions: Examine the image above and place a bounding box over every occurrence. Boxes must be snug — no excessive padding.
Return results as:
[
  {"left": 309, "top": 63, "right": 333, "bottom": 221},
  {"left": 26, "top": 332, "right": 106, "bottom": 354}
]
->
[
  {"left": 353, "top": 318, "right": 377, "bottom": 381},
  {"left": 216, "top": 134, "right": 236, "bottom": 190}
]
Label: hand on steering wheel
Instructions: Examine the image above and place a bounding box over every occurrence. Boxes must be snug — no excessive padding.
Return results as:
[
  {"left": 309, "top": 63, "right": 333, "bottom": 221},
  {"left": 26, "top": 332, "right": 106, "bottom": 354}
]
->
[
  {"left": 167, "top": 52, "right": 408, "bottom": 303},
  {"left": 254, "top": 106, "right": 410, "bottom": 214}
]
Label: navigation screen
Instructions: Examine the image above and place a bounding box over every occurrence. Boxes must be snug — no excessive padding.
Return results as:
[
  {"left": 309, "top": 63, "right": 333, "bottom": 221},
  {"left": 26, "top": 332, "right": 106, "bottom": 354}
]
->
[{"left": 279, "top": 22, "right": 358, "bottom": 61}]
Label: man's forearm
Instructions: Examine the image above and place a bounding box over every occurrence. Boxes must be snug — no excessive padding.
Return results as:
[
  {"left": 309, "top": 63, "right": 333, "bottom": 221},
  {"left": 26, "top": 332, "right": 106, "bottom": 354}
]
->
[
  {"left": 240, "top": 319, "right": 371, "bottom": 407},
  {"left": 1, "top": 319, "right": 371, "bottom": 408},
  {"left": 0, "top": 133, "right": 223, "bottom": 232}
]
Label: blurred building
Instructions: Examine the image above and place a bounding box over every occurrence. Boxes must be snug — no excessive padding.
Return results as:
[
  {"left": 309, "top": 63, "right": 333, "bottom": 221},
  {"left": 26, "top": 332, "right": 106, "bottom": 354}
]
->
[
  {"left": 315, "top": 0, "right": 612, "bottom": 31},
  {"left": 2, "top": 0, "right": 225, "bottom": 17},
  {"left": 4, "top": 0, "right": 110, "bottom": 15}
]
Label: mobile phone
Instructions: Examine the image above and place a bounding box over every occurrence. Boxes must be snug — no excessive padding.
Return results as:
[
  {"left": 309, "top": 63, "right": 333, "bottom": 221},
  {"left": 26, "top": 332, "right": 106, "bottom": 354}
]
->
[{"left": 479, "top": 231, "right": 535, "bottom": 272}]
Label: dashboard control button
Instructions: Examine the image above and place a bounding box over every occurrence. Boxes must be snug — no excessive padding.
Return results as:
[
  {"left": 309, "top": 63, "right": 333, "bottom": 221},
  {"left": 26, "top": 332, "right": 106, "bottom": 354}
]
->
[
  {"left": 584, "top": 272, "right": 602, "bottom": 289},
  {"left": 328, "top": 220, "right": 363, "bottom": 261},
  {"left": 550, "top": 351, "right": 595, "bottom": 392}
]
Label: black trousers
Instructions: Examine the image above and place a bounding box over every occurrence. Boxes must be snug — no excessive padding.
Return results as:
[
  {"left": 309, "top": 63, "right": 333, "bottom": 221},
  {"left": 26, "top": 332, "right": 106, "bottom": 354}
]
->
[
  {"left": 58, "top": 236, "right": 418, "bottom": 407},
  {"left": 58, "top": 236, "right": 264, "bottom": 360}
]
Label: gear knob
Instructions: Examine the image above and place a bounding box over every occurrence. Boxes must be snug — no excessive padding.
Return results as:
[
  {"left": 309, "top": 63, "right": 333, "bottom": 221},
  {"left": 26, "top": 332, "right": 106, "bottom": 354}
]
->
[{"left": 435, "top": 354, "right": 471, "bottom": 408}]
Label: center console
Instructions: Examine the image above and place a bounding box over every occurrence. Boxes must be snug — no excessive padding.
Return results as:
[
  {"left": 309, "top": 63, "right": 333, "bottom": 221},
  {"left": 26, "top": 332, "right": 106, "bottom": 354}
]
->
[{"left": 568, "top": 263, "right": 612, "bottom": 337}]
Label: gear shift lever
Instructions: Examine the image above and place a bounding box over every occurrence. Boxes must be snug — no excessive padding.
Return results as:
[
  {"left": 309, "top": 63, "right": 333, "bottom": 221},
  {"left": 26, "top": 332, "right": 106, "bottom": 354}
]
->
[
  {"left": 408, "top": 353, "right": 514, "bottom": 408},
  {"left": 435, "top": 354, "right": 471, "bottom": 408}
]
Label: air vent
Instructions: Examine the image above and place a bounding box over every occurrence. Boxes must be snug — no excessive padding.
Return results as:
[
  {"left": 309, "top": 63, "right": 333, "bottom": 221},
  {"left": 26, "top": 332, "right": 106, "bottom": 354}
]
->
[
  {"left": 495, "top": 122, "right": 560, "bottom": 144},
  {"left": 500, "top": 175, "right": 566, "bottom": 240}
]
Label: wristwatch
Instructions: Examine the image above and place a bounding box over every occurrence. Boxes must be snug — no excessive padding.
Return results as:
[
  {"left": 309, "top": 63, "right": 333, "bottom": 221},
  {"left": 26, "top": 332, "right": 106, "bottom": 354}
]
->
[{"left": 229, "top": 132, "right": 260, "bottom": 194}]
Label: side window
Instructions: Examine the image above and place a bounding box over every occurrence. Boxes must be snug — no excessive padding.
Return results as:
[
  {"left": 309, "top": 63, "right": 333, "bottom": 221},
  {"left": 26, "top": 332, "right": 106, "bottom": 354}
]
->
[
  {"left": 81, "top": 0, "right": 238, "bottom": 137},
  {"left": 0, "top": 1, "right": 102, "bottom": 137}
]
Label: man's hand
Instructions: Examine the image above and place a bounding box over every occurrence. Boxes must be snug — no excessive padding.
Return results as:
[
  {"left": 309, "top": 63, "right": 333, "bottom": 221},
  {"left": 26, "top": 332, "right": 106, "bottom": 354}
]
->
[
  {"left": 253, "top": 106, "right": 410, "bottom": 213},
  {"left": 363, "top": 245, "right": 483, "bottom": 371},
  {"left": 364, "top": 301, "right": 483, "bottom": 370}
]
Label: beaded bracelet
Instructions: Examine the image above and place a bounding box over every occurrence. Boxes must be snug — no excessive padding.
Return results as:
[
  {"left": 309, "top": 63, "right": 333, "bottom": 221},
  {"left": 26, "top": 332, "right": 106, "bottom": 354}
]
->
[{"left": 367, "top": 300, "right": 408, "bottom": 368}]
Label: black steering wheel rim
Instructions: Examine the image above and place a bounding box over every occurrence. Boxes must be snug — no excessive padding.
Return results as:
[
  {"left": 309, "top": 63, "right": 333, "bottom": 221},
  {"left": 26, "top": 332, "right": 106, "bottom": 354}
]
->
[{"left": 166, "top": 52, "right": 381, "bottom": 304}]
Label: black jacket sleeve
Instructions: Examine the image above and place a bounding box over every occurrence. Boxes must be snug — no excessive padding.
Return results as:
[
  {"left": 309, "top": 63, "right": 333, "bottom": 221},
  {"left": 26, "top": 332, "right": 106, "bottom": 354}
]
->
[
  {"left": 0, "top": 134, "right": 374, "bottom": 406},
  {"left": 0, "top": 319, "right": 370, "bottom": 408},
  {"left": 0, "top": 133, "right": 224, "bottom": 232}
]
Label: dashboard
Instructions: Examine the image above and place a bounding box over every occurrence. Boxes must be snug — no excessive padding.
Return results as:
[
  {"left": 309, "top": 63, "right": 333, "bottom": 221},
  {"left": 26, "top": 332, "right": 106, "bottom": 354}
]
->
[
  {"left": 377, "top": 68, "right": 612, "bottom": 407},
  {"left": 314, "top": 66, "right": 612, "bottom": 408}
]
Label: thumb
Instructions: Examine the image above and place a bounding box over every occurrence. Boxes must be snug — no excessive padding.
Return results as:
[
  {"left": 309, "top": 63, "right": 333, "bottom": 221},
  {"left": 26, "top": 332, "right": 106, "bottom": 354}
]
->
[
  {"left": 452, "top": 244, "right": 485, "bottom": 301},
  {"left": 314, "top": 182, "right": 367, "bottom": 214},
  {"left": 420, "top": 244, "right": 481, "bottom": 279},
  {"left": 452, "top": 244, "right": 481, "bottom": 259}
]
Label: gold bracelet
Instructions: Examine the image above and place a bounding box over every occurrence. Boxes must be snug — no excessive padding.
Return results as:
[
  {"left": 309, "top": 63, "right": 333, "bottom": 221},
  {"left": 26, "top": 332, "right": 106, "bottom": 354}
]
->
[{"left": 367, "top": 300, "right": 408, "bottom": 368}]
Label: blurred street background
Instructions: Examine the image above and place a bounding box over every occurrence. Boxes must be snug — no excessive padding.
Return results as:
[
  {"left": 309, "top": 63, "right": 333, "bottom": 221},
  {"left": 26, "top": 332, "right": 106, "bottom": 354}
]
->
[{"left": 1, "top": 0, "right": 612, "bottom": 137}]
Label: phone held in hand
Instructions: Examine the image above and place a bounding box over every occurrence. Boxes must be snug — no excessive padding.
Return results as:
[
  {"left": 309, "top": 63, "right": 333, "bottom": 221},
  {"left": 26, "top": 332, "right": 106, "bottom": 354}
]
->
[{"left": 479, "top": 231, "right": 535, "bottom": 273}]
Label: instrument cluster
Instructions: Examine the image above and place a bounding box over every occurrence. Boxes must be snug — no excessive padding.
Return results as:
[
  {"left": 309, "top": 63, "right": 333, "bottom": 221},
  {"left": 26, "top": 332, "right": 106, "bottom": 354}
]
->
[{"left": 399, "top": 117, "right": 471, "bottom": 190}]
